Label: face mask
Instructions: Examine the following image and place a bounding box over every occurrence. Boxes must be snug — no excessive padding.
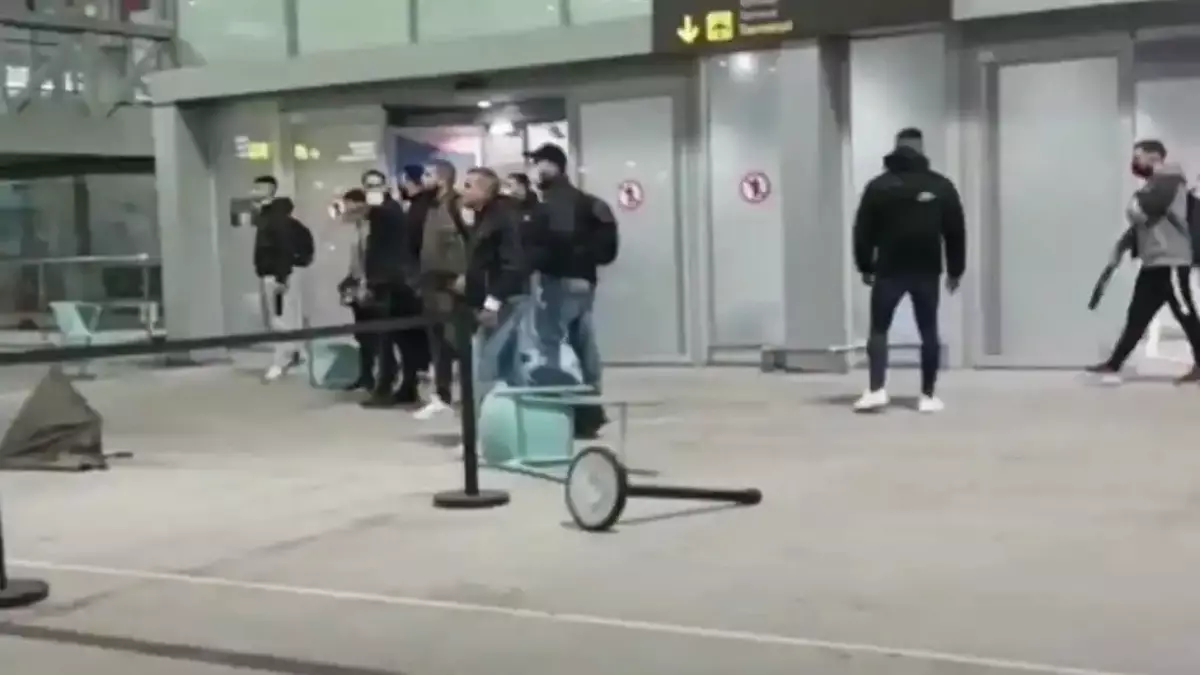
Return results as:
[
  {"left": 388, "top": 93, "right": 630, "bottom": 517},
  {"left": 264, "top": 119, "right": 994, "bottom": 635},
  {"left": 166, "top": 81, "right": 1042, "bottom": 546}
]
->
[
  {"left": 1131, "top": 161, "right": 1153, "bottom": 179},
  {"left": 365, "top": 190, "right": 384, "bottom": 206}
]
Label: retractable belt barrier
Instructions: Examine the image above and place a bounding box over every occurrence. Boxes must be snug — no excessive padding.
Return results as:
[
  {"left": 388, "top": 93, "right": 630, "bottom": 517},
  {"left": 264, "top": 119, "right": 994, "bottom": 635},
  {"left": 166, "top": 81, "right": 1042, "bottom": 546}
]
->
[
  {"left": 0, "top": 314, "right": 440, "bottom": 367},
  {"left": 0, "top": 303, "right": 764, "bottom": 607},
  {"left": 0, "top": 306, "right": 507, "bottom": 609}
]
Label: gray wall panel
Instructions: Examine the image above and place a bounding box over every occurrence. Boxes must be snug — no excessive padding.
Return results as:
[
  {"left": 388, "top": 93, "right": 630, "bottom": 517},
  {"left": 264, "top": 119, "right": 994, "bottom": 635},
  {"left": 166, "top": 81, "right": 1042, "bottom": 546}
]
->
[
  {"left": 956, "top": 0, "right": 1178, "bottom": 20},
  {"left": 0, "top": 106, "right": 152, "bottom": 157},
  {"left": 148, "top": 18, "right": 651, "bottom": 103}
]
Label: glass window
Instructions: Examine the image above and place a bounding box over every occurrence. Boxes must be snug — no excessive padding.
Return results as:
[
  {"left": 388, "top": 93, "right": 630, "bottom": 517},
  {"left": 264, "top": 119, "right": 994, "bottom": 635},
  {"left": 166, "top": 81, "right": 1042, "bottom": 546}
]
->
[
  {"left": 415, "top": 0, "right": 560, "bottom": 42},
  {"left": 297, "top": 0, "right": 411, "bottom": 54},
  {"left": 0, "top": 173, "right": 160, "bottom": 331},
  {"left": 176, "top": 0, "right": 287, "bottom": 65},
  {"left": 567, "top": 0, "right": 649, "bottom": 23}
]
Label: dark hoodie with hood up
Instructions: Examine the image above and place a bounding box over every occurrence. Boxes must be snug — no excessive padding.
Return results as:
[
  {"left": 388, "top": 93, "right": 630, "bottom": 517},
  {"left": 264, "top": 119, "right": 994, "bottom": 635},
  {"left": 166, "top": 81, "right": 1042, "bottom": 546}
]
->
[{"left": 853, "top": 146, "right": 966, "bottom": 279}]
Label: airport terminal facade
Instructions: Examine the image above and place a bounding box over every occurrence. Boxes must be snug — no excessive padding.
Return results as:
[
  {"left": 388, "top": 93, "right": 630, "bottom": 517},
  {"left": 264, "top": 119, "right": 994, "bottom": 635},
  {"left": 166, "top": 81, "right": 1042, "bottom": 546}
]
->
[{"left": 12, "top": 0, "right": 1199, "bottom": 371}]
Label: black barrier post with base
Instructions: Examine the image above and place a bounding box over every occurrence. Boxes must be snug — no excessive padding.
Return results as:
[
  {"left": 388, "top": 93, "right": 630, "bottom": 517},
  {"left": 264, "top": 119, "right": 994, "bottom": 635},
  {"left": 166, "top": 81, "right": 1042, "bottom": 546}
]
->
[
  {"left": 565, "top": 446, "right": 762, "bottom": 532},
  {"left": 432, "top": 304, "right": 510, "bottom": 510},
  {"left": 0, "top": 503, "right": 50, "bottom": 609}
]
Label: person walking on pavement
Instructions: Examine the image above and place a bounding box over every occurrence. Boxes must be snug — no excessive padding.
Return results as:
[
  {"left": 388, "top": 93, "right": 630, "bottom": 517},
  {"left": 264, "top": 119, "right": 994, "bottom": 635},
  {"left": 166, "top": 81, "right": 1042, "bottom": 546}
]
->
[
  {"left": 252, "top": 175, "right": 314, "bottom": 383},
  {"left": 851, "top": 128, "right": 966, "bottom": 413},
  {"left": 1086, "top": 140, "right": 1200, "bottom": 384}
]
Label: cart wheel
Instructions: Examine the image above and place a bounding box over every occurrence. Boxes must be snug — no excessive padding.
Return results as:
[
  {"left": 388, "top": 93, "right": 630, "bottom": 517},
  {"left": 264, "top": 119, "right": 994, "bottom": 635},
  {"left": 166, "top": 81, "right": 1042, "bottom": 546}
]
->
[{"left": 565, "top": 446, "right": 628, "bottom": 532}]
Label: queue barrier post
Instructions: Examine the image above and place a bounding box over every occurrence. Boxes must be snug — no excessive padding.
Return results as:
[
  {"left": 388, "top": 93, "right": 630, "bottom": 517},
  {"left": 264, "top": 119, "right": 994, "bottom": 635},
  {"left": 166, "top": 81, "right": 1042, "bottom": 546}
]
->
[
  {"left": 0, "top": 500, "right": 50, "bottom": 609},
  {"left": 432, "top": 303, "right": 511, "bottom": 510}
]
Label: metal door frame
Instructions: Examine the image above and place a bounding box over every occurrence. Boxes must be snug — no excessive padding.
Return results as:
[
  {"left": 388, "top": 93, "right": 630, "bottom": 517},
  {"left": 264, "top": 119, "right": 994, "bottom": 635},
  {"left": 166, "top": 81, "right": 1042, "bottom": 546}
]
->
[
  {"left": 566, "top": 75, "right": 700, "bottom": 366},
  {"left": 962, "top": 32, "right": 1134, "bottom": 368}
]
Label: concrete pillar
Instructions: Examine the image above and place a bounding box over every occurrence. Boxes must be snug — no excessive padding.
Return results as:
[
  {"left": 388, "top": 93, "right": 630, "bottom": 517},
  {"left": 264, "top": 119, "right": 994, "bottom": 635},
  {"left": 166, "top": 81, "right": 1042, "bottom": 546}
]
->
[
  {"left": 768, "top": 39, "right": 853, "bottom": 371},
  {"left": 153, "top": 104, "right": 222, "bottom": 348}
]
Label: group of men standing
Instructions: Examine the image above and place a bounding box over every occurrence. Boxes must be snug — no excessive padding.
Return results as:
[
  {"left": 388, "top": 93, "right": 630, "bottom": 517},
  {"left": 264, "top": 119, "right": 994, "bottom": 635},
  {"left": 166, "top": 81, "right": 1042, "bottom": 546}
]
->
[{"left": 250, "top": 142, "right": 618, "bottom": 436}]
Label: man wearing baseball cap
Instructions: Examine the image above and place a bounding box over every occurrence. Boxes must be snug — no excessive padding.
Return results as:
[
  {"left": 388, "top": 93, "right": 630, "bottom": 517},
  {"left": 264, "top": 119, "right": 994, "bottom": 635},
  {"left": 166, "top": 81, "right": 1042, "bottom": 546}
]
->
[{"left": 524, "top": 142, "right": 619, "bottom": 437}]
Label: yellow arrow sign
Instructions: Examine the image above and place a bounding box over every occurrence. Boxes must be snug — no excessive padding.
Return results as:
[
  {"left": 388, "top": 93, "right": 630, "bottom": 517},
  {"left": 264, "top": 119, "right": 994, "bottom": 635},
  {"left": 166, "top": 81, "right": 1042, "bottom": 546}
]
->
[{"left": 677, "top": 15, "right": 701, "bottom": 44}]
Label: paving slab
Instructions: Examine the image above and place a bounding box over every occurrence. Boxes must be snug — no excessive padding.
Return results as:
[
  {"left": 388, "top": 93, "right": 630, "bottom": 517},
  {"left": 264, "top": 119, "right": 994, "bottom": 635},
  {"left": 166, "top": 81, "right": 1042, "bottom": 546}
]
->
[{"left": 1, "top": 366, "right": 1198, "bottom": 675}]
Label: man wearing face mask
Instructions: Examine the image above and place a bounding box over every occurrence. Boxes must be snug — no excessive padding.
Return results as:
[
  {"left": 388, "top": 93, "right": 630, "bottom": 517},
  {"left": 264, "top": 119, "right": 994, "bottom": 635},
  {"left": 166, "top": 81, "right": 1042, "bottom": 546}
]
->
[
  {"left": 362, "top": 169, "right": 431, "bottom": 389},
  {"left": 1088, "top": 139, "right": 1200, "bottom": 384},
  {"left": 341, "top": 181, "right": 424, "bottom": 408},
  {"left": 460, "top": 167, "right": 530, "bottom": 408},
  {"left": 524, "top": 143, "right": 617, "bottom": 438},
  {"left": 413, "top": 160, "right": 471, "bottom": 421},
  {"left": 251, "top": 175, "right": 304, "bottom": 382}
]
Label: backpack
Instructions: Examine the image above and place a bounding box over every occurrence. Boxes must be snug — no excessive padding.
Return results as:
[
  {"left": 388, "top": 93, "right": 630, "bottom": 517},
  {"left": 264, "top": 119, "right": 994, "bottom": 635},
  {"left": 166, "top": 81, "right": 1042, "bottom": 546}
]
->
[
  {"left": 577, "top": 193, "right": 619, "bottom": 266},
  {"left": 290, "top": 219, "right": 315, "bottom": 268}
]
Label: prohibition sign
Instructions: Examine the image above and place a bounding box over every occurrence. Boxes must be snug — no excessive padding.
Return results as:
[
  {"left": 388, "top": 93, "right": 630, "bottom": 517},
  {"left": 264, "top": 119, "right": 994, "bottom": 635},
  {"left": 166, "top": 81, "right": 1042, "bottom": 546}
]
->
[
  {"left": 740, "top": 171, "right": 771, "bottom": 203},
  {"left": 617, "top": 180, "right": 645, "bottom": 211}
]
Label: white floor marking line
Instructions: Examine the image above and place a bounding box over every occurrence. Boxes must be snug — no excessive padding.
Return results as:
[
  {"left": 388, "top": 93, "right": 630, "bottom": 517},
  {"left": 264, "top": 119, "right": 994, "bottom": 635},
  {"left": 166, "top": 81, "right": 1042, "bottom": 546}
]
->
[{"left": 11, "top": 559, "right": 1137, "bottom": 675}]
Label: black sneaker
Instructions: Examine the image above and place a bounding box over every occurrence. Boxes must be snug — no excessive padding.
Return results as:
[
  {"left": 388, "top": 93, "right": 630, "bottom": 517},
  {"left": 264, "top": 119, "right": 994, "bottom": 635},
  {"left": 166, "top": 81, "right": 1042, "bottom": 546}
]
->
[
  {"left": 360, "top": 392, "right": 398, "bottom": 409},
  {"left": 1084, "top": 362, "right": 1122, "bottom": 384},
  {"left": 393, "top": 384, "right": 421, "bottom": 406},
  {"left": 573, "top": 404, "right": 608, "bottom": 440},
  {"left": 342, "top": 378, "right": 374, "bottom": 392}
]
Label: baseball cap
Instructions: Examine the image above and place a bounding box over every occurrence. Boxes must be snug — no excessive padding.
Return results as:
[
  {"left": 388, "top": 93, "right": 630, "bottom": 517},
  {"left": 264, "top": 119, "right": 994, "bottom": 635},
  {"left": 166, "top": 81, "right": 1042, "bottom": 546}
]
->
[{"left": 525, "top": 143, "right": 567, "bottom": 170}]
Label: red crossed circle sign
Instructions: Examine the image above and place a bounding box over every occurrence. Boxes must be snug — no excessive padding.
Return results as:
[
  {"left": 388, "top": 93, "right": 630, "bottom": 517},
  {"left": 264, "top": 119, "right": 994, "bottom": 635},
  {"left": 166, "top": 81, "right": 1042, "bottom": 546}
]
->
[
  {"left": 740, "top": 171, "right": 771, "bottom": 203},
  {"left": 617, "top": 180, "right": 644, "bottom": 211}
]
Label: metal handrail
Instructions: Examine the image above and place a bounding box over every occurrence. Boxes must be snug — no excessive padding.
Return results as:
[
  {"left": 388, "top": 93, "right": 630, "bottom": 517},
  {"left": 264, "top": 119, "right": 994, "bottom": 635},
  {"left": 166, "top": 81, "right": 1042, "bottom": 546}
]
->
[
  {"left": 0, "top": 254, "right": 159, "bottom": 266},
  {"left": 0, "top": 254, "right": 162, "bottom": 320}
]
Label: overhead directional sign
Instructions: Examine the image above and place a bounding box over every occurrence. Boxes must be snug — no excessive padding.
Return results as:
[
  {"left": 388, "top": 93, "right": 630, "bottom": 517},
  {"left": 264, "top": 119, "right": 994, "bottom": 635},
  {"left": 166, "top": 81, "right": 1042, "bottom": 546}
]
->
[{"left": 652, "top": 0, "right": 952, "bottom": 55}]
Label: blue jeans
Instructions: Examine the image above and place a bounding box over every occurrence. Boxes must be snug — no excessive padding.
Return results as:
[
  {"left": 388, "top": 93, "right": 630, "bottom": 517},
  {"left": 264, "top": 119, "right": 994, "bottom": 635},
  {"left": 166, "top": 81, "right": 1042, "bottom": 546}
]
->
[
  {"left": 472, "top": 296, "right": 531, "bottom": 408},
  {"left": 536, "top": 276, "right": 602, "bottom": 390}
]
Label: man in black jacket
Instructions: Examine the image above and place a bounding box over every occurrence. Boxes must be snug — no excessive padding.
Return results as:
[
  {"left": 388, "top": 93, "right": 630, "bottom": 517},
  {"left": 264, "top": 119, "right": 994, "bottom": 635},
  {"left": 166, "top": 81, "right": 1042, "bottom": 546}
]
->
[
  {"left": 457, "top": 167, "right": 530, "bottom": 406},
  {"left": 340, "top": 187, "right": 425, "bottom": 408},
  {"left": 852, "top": 128, "right": 966, "bottom": 413},
  {"left": 251, "top": 175, "right": 303, "bottom": 383},
  {"left": 525, "top": 144, "right": 617, "bottom": 431}
]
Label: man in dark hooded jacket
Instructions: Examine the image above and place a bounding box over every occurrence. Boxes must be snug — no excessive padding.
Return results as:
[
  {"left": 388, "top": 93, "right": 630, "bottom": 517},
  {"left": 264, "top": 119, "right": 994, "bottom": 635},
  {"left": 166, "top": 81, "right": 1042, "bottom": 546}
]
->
[{"left": 851, "top": 128, "right": 966, "bottom": 414}]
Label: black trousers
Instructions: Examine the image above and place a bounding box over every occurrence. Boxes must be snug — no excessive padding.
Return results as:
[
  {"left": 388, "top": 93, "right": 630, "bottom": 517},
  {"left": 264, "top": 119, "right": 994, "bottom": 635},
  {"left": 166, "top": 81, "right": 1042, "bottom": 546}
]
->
[
  {"left": 372, "top": 285, "right": 428, "bottom": 397},
  {"left": 867, "top": 273, "right": 941, "bottom": 395},
  {"left": 350, "top": 303, "right": 379, "bottom": 384},
  {"left": 426, "top": 324, "right": 455, "bottom": 403},
  {"left": 1107, "top": 265, "right": 1200, "bottom": 368}
]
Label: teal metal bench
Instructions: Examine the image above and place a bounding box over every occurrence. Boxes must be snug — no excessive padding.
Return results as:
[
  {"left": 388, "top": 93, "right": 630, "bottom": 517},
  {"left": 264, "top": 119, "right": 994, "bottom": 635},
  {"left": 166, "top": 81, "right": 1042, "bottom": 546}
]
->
[
  {"left": 307, "top": 340, "right": 360, "bottom": 389},
  {"left": 478, "top": 384, "right": 661, "bottom": 479},
  {"left": 48, "top": 301, "right": 152, "bottom": 377}
]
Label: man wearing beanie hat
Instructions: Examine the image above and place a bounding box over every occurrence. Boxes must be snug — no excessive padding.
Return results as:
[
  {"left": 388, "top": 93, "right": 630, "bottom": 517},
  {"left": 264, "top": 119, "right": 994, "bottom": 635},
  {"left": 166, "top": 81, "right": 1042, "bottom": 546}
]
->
[
  {"left": 524, "top": 142, "right": 619, "bottom": 438},
  {"left": 399, "top": 164, "right": 425, "bottom": 204}
]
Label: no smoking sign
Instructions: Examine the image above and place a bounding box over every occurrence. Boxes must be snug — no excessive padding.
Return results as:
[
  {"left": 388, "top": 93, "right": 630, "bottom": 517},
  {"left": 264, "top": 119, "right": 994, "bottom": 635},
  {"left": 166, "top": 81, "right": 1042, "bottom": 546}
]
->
[
  {"left": 739, "top": 171, "right": 771, "bottom": 204},
  {"left": 617, "top": 180, "right": 644, "bottom": 211}
]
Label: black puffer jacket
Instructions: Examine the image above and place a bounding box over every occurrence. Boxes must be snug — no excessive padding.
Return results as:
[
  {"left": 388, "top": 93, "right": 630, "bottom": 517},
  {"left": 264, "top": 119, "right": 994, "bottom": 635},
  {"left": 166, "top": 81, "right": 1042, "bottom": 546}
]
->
[
  {"left": 363, "top": 195, "right": 418, "bottom": 289},
  {"left": 253, "top": 197, "right": 296, "bottom": 281}
]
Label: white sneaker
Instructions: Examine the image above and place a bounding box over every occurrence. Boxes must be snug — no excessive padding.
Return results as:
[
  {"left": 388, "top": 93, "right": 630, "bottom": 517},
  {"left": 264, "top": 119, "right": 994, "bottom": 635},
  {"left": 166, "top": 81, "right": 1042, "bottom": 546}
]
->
[
  {"left": 917, "top": 395, "right": 945, "bottom": 414},
  {"left": 853, "top": 389, "right": 889, "bottom": 412},
  {"left": 414, "top": 397, "right": 451, "bottom": 421},
  {"left": 263, "top": 365, "right": 285, "bottom": 382}
]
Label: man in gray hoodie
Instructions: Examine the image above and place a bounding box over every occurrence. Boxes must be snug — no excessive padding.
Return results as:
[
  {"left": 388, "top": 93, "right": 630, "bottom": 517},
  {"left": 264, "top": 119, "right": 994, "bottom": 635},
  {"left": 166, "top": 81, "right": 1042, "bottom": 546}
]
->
[{"left": 1088, "top": 139, "right": 1200, "bottom": 383}]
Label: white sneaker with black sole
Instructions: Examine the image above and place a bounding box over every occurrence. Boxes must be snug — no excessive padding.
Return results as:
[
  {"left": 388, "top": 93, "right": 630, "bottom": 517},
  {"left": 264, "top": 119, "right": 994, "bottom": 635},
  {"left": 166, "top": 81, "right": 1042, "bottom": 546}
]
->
[
  {"left": 414, "top": 397, "right": 452, "bottom": 421},
  {"left": 917, "top": 395, "right": 944, "bottom": 413},
  {"left": 853, "top": 389, "right": 889, "bottom": 412}
]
